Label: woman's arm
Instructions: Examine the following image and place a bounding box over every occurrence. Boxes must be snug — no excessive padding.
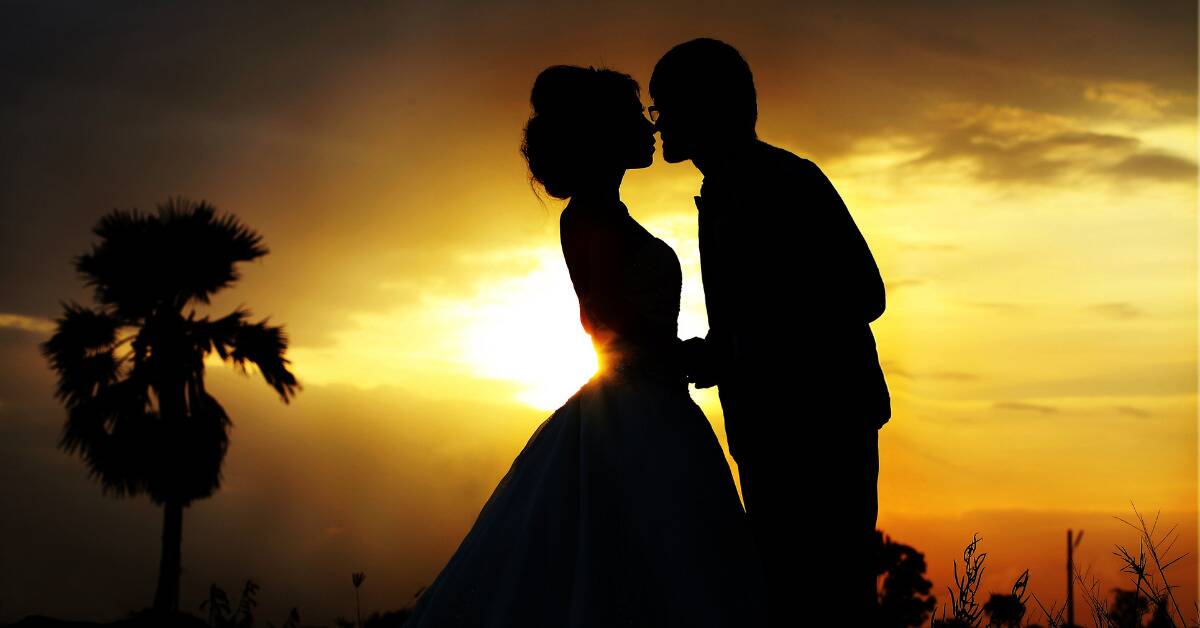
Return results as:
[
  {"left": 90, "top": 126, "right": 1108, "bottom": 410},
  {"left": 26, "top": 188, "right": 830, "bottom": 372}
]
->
[{"left": 560, "top": 211, "right": 636, "bottom": 339}]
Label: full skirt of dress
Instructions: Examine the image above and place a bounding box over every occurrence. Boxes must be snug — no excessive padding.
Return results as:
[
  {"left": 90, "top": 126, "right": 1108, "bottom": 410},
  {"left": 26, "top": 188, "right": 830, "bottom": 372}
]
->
[{"left": 403, "top": 369, "right": 769, "bottom": 627}]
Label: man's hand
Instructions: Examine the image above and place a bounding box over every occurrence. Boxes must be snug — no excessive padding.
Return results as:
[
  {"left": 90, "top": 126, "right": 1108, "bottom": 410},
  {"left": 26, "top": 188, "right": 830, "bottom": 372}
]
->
[{"left": 681, "top": 336, "right": 719, "bottom": 389}]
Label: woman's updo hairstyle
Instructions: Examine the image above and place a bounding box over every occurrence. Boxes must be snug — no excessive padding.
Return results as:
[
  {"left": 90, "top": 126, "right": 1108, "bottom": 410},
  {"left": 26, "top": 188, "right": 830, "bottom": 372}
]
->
[{"left": 521, "top": 65, "right": 641, "bottom": 200}]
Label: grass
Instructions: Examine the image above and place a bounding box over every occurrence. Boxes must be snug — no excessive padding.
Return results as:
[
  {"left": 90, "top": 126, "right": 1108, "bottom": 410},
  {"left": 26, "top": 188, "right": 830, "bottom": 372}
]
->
[{"left": 934, "top": 504, "right": 1197, "bottom": 628}]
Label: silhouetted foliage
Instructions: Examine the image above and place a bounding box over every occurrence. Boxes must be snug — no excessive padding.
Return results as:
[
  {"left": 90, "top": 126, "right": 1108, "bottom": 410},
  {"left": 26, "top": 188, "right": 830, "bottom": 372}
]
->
[
  {"left": 873, "top": 530, "right": 937, "bottom": 627},
  {"left": 198, "top": 580, "right": 259, "bottom": 628},
  {"left": 364, "top": 609, "right": 413, "bottom": 627},
  {"left": 983, "top": 568, "right": 1030, "bottom": 627},
  {"left": 1100, "top": 589, "right": 1175, "bottom": 628},
  {"left": 352, "top": 571, "right": 366, "bottom": 627},
  {"left": 1073, "top": 506, "right": 1198, "bottom": 628},
  {"left": 1029, "top": 590, "right": 1072, "bottom": 628},
  {"left": 933, "top": 534, "right": 988, "bottom": 627},
  {"left": 930, "top": 537, "right": 1034, "bottom": 628},
  {"left": 264, "top": 606, "right": 301, "bottom": 628},
  {"left": 41, "top": 198, "right": 299, "bottom": 613},
  {"left": 122, "top": 608, "right": 212, "bottom": 627},
  {"left": 336, "top": 587, "right": 423, "bottom": 628},
  {"left": 932, "top": 620, "right": 974, "bottom": 628},
  {"left": 1109, "top": 588, "right": 1150, "bottom": 627},
  {"left": 199, "top": 582, "right": 232, "bottom": 626},
  {"left": 334, "top": 609, "right": 412, "bottom": 628},
  {"left": 984, "top": 594, "right": 1027, "bottom": 627}
]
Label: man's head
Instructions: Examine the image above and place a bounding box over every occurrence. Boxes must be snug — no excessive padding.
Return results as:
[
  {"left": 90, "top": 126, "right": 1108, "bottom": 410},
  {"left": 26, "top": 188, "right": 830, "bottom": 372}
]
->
[{"left": 649, "top": 38, "right": 757, "bottom": 163}]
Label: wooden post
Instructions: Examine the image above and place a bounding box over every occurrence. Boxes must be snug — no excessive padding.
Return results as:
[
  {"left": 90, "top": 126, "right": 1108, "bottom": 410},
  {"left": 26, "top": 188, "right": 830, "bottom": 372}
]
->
[{"left": 1067, "top": 529, "right": 1075, "bottom": 626}]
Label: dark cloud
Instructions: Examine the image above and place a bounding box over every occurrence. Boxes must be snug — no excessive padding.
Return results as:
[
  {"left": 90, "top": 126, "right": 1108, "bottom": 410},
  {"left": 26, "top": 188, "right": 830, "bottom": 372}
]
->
[
  {"left": 1106, "top": 152, "right": 1199, "bottom": 182},
  {"left": 1115, "top": 405, "right": 1152, "bottom": 418},
  {"left": 907, "top": 29, "right": 990, "bottom": 60},
  {"left": 906, "top": 122, "right": 1150, "bottom": 184},
  {"left": 2, "top": 0, "right": 1195, "bottom": 323}
]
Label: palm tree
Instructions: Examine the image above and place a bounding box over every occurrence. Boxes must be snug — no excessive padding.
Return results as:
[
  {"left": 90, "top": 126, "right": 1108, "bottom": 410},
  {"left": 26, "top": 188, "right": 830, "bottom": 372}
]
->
[{"left": 41, "top": 197, "right": 300, "bottom": 613}]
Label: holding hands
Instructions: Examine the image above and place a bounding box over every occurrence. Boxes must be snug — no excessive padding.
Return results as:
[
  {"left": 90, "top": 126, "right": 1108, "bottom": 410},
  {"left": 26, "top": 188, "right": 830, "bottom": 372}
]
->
[{"left": 679, "top": 336, "right": 719, "bottom": 389}]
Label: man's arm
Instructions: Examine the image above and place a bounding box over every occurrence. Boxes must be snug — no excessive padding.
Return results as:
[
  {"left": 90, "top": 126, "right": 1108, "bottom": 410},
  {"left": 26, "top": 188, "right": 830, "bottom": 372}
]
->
[{"left": 798, "top": 159, "right": 886, "bottom": 324}]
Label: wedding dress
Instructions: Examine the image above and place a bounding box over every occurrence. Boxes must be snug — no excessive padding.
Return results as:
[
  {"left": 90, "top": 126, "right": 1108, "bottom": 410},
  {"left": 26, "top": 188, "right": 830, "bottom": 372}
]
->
[{"left": 404, "top": 200, "right": 767, "bottom": 627}]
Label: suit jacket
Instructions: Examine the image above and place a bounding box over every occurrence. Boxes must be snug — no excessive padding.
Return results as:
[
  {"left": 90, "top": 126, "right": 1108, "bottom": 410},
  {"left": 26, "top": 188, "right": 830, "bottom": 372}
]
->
[{"left": 695, "top": 140, "right": 890, "bottom": 459}]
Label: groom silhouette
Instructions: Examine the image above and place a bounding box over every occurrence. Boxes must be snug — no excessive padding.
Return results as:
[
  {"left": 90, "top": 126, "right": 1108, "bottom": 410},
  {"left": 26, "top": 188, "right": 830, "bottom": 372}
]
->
[{"left": 652, "top": 38, "right": 890, "bottom": 625}]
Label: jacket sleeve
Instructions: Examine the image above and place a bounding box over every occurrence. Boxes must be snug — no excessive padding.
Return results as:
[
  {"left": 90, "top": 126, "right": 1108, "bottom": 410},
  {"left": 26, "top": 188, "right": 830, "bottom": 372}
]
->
[{"left": 797, "top": 160, "right": 886, "bottom": 325}]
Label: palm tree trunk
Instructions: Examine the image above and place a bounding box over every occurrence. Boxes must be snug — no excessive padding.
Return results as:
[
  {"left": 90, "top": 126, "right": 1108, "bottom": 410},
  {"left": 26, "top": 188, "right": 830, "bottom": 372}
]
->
[{"left": 153, "top": 498, "right": 184, "bottom": 612}]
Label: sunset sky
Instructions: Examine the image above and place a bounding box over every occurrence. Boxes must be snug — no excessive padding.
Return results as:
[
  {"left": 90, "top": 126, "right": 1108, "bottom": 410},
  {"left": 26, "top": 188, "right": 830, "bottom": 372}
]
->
[{"left": 1, "top": 2, "right": 1196, "bottom": 625}]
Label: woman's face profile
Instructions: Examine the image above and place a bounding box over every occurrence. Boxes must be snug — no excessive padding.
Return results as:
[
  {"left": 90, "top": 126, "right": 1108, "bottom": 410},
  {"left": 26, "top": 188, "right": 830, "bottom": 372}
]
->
[{"left": 615, "top": 92, "right": 655, "bottom": 171}]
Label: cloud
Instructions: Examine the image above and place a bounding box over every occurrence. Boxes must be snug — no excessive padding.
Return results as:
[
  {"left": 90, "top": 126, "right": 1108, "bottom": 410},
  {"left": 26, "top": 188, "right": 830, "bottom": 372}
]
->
[
  {"left": 1086, "top": 302, "right": 1144, "bottom": 320},
  {"left": 881, "top": 362, "right": 975, "bottom": 382},
  {"left": 1084, "top": 81, "right": 1180, "bottom": 119},
  {"left": 881, "top": 361, "right": 912, "bottom": 379},
  {"left": 993, "top": 401, "right": 1059, "bottom": 414},
  {"left": 1106, "top": 152, "right": 1198, "bottom": 182},
  {"left": 1114, "top": 405, "right": 1152, "bottom": 418},
  {"left": 907, "top": 29, "right": 989, "bottom": 60},
  {"left": 885, "top": 278, "right": 927, "bottom": 291},
  {"left": 0, "top": 313, "right": 55, "bottom": 334},
  {"left": 893, "top": 95, "right": 1198, "bottom": 187},
  {"left": 993, "top": 361, "right": 1196, "bottom": 399},
  {"left": 905, "top": 102, "right": 1148, "bottom": 184},
  {"left": 967, "top": 301, "right": 1027, "bottom": 312}
]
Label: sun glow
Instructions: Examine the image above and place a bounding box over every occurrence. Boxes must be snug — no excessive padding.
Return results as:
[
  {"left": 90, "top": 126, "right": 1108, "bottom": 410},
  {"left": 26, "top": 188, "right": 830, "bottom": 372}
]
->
[{"left": 457, "top": 247, "right": 599, "bottom": 410}]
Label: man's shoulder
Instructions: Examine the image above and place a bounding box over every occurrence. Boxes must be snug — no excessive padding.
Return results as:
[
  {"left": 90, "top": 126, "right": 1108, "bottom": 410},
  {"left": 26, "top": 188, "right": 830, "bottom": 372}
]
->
[
  {"left": 703, "top": 141, "right": 824, "bottom": 201},
  {"left": 738, "top": 140, "right": 821, "bottom": 185},
  {"left": 754, "top": 140, "right": 819, "bottom": 171}
]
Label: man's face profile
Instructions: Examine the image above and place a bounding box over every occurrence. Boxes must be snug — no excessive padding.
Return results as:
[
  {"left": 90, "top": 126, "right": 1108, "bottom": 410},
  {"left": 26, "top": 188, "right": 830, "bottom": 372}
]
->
[{"left": 650, "top": 93, "right": 699, "bottom": 164}]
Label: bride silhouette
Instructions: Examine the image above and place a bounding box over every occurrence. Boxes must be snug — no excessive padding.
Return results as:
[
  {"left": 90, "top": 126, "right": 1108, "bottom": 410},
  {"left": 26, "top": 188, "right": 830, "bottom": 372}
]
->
[{"left": 403, "top": 65, "right": 768, "bottom": 627}]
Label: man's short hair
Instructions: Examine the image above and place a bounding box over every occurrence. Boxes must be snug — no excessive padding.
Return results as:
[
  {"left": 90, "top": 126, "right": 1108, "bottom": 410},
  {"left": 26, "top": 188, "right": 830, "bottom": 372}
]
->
[{"left": 650, "top": 38, "right": 757, "bottom": 137}]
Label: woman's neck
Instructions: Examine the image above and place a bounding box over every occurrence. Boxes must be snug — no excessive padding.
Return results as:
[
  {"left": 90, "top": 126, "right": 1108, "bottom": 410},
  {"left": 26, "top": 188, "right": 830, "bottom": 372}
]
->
[{"left": 571, "top": 170, "right": 624, "bottom": 205}]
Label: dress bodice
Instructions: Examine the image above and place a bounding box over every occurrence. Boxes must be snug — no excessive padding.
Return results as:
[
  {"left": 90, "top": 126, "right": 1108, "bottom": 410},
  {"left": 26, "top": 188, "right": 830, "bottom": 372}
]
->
[{"left": 560, "top": 201, "right": 682, "bottom": 375}]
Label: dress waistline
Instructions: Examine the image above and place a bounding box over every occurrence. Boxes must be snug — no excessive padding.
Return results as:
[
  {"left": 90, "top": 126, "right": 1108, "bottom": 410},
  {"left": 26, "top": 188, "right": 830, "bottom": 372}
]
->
[{"left": 595, "top": 339, "right": 686, "bottom": 386}]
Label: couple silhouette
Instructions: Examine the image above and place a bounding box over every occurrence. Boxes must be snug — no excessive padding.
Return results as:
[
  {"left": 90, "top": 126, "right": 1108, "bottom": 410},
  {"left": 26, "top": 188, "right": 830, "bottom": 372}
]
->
[{"left": 405, "top": 38, "right": 890, "bottom": 627}]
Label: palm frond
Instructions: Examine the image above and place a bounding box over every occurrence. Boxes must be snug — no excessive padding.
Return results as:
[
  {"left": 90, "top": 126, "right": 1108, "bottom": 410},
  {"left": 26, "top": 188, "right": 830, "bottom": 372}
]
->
[
  {"left": 52, "top": 197, "right": 298, "bottom": 515},
  {"left": 41, "top": 302, "right": 124, "bottom": 407},
  {"left": 156, "top": 197, "right": 268, "bottom": 306},
  {"left": 190, "top": 308, "right": 250, "bottom": 360},
  {"left": 59, "top": 378, "right": 156, "bottom": 499},
  {"left": 74, "top": 198, "right": 268, "bottom": 318},
  {"left": 224, "top": 315, "right": 300, "bottom": 403},
  {"left": 75, "top": 208, "right": 160, "bottom": 319},
  {"left": 190, "top": 307, "right": 300, "bottom": 402}
]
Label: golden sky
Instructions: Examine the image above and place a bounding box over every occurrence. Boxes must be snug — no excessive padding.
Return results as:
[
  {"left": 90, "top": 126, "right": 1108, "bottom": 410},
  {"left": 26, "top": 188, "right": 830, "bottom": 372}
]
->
[{"left": 1, "top": 2, "right": 1196, "bottom": 625}]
